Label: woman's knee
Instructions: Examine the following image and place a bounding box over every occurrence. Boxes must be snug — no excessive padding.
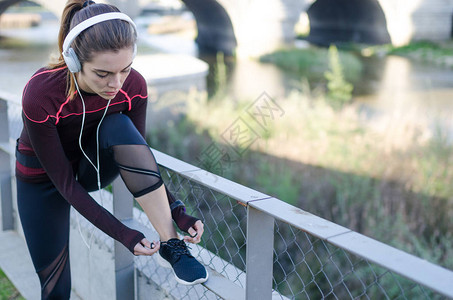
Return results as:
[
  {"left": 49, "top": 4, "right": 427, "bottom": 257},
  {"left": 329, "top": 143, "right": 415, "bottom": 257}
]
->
[
  {"left": 99, "top": 113, "right": 147, "bottom": 148},
  {"left": 101, "top": 113, "right": 132, "bottom": 132}
]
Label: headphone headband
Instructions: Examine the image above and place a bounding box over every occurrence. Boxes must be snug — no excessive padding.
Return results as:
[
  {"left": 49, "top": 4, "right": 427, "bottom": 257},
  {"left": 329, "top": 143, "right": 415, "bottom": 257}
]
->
[
  {"left": 63, "top": 12, "right": 136, "bottom": 53},
  {"left": 62, "top": 12, "right": 137, "bottom": 73}
]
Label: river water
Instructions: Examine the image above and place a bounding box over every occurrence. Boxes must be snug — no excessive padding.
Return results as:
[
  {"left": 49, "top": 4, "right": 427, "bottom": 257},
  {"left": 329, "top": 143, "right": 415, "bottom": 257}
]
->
[{"left": 1, "top": 14, "right": 452, "bottom": 140}]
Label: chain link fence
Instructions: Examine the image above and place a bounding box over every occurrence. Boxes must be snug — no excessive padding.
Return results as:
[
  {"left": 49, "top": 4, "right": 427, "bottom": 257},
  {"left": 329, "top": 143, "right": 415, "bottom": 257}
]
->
[
  {"left": 132, "top": 164, "right": 451, "bottom": 299},
  {"left": 272, "top": 220, "right": 440, "bottom": 299}
]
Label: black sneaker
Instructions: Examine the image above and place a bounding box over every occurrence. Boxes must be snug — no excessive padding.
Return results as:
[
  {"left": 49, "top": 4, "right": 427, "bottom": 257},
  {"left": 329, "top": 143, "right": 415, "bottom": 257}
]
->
[{"left": 158, "top": 238, "right": 208, "bottom": 285}]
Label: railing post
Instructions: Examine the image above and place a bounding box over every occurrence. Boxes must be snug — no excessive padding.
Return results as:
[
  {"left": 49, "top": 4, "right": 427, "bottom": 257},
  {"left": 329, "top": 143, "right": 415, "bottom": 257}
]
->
[
  {"left": 0, "top": 98, "right": 13, "bottom": 231},
  {"left": 112, "top": 176, "right": 135, "bottom": 300},
  {"left": 246, "top": 205, "right": 274, "bottom": 300}
]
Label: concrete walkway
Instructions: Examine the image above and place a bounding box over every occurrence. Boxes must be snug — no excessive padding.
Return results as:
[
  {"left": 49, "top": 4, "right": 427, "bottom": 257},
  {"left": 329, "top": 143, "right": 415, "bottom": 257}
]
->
[
  {"left": 0, "top": 230, "right": 40, "bottom": 299},
  {"left": 0, "top": 230, "right": 81, "bottom": 300}
]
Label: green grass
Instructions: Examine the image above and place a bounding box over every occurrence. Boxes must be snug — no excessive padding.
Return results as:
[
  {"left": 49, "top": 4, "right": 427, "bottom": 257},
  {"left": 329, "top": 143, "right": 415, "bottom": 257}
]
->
[
  {"left": 362, "top": 40, "right": 453, "bottom": 68},
  {"left": 388, "top": 41, "right": 453, "bottom": 55},
  {"left": 0, "top": 269, "right": 24, "bottom": 300},
  {"left": 259, "top": 46, "right": 363, "bottom": 83},
  {"left": 255, "top": 161, "right": 300, "bottom": 206}
]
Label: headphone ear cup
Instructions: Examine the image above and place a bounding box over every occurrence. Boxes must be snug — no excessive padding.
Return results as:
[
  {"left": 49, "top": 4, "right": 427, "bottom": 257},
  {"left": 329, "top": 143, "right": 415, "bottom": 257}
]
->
[
  {"left": 63, "top": 47, "right": 82, "bottom": 73},
  {"left": 133, "top": 43, "right": 137, "bottom": 58}
]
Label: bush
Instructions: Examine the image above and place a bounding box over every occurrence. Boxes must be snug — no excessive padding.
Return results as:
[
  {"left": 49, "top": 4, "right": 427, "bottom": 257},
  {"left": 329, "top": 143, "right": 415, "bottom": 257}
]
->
[{"left": 324, "top": 45, "right": 354, "bottom": 109}]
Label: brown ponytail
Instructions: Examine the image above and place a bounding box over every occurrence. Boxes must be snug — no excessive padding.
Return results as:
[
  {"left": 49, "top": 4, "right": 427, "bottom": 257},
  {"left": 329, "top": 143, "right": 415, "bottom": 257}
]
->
[{"left": 48, "top": 0, "right": 136, "bottom": 100}]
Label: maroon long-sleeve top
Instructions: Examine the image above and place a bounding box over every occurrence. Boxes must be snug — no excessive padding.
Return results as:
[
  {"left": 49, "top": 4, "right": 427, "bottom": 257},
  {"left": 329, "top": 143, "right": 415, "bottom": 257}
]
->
[{"left": 16, "top": 66, "right": 148, "bottom": 253}]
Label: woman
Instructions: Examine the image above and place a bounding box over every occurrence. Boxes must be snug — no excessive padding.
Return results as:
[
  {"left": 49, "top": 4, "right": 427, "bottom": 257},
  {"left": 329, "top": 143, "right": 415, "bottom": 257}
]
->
[{"left": 16, "top": 1, "right": 208, "bottom": 298}]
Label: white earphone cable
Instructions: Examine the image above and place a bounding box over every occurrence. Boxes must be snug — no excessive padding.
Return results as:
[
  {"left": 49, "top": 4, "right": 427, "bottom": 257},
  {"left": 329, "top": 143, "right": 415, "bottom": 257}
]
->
[{"left": 72, "top": 73, "right": 111, "bottom": 249}]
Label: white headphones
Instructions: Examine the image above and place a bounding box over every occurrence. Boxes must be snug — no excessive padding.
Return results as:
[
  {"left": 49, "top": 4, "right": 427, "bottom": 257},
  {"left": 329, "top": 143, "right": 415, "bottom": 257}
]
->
[{"left": 62, "top": 12, "right": 137, "bottom": 73}]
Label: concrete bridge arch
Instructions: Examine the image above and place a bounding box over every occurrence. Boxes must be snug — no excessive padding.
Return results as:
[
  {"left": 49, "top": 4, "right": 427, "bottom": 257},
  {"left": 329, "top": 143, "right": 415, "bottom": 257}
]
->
[
  {"left": 111, "top": 0, "right": 302, "bottom": 57},
  {"left": 305, "top": 0, "right": 391, "bottom": 45},
  {"left": 175, "top": 0, "right": 453, "bottom": 54},
  {"left": 180, "top": 0, "right": 453, "bottom": 52},
  {"left": 2, "top": 0, "right": 453, "bottom": 56}
]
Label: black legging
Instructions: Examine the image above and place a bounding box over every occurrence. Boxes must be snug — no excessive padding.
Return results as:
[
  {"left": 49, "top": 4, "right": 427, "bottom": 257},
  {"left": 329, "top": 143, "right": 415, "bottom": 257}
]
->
[{"left": 17, "top": 113, "right": 161, "bottom": 299}]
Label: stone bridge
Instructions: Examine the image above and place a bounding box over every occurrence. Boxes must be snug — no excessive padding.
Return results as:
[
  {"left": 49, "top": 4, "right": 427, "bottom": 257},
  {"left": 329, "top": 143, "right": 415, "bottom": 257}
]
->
[{"left": 2, "top": 0, "right": 453, "bottom": 56}]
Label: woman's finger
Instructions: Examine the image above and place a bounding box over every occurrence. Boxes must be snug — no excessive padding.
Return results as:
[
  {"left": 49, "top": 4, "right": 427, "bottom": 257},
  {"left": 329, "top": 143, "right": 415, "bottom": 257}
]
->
[
  {"left": 134, "top": 239, "right": 160, "bottom": 256},
  {"left": 184, "top": 220, "right": 204, "bottom": 244},
  {"left": 141, "top": 238, "right": 154, "bottom": 249},
  {"left": 188, "top": 227, "right": 197, "bottom": 238}
]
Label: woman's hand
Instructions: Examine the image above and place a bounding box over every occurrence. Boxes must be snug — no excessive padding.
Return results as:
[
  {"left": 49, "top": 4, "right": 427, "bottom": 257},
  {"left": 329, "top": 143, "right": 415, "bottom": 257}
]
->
[
  {"left": 183, "top": 220, "right": 204, "bottom": 244},
  {"left": 134, "top": 238, "right": 160, "bottom": 256}
]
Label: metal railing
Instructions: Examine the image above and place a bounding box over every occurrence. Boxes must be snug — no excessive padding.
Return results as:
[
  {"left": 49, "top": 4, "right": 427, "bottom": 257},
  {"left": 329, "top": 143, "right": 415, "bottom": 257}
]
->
[{"left": 1, "top": 95, "right": 453, "bottom": 299}]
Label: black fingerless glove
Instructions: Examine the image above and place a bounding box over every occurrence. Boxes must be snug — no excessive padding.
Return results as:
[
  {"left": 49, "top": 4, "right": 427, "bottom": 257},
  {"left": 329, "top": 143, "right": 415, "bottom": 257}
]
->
[{"left": 165, "top": 186, "right": 200, "bottom": 233}]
